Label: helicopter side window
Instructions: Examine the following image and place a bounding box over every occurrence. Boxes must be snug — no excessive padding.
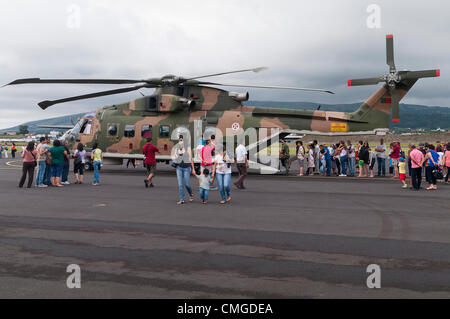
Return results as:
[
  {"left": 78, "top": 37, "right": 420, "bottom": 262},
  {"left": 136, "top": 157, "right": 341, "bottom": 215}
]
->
[
  {"left": 176, "top": 86, "right": 185, "bottom": 97},
  {"left": 159, "top": 125, "right": 170, "bottom": 138},
  {"left": 108, "top": 124, "right": 118, "bottom": 137},
  {"left": 124, "top": 125, "right": 135, "bottom": 138},
  {"left": 141, "top": 125, "right": 152, "bottom": 138}
]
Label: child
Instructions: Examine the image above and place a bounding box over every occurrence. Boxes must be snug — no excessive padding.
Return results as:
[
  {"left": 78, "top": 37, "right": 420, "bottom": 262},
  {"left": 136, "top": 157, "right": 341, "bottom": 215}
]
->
[
  {"left": 194, "top": 168, "right": 212, "bottom": 204},
  {"left": 399, "top": 157, "right": 407, "bottom": 188}
]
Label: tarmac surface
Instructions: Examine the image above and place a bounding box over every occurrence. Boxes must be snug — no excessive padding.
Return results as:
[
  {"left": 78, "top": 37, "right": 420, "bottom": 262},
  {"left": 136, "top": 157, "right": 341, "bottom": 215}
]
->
[{"left": 0, "top": 158, "right": 449, "bottom": 298}]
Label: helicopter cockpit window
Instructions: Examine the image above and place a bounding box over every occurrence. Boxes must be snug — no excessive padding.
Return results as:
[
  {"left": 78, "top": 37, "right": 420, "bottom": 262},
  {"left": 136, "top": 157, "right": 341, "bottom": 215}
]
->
[
  {"left": 159, "top": 125, "right": 170, "bottom": 138},
  {"left": 80, "top": 120, "right": 92, "bottom": 135},
  {"left": 71, "top": 119, "right": 83, "bottom": 135},
  {"left": 124, "top": 125, "right": 135, "bottom": 138},
  {"left": 141, "top": 125, "right": 152, "bottom": 138},
  {"left": 108, "top": 124, "right": 118, "bottom": 137}
]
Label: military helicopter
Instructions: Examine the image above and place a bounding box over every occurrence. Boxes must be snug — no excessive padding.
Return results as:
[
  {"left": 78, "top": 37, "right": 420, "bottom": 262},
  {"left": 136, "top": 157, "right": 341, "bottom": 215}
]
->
[{"left": 4, "top": 34, "right": 439, "bottom": 172}]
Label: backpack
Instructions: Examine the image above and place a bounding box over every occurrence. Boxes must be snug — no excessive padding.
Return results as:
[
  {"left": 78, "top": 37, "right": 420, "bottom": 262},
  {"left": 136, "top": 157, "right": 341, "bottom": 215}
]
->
[{"left": 74, "top": 150, "right": 82, "bottom": 165}]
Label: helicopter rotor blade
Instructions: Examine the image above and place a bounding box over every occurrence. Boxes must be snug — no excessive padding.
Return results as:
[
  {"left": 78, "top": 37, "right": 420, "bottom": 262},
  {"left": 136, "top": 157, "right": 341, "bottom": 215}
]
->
[
  {"left": 199, "top": 82, "right": 334, "bottom": 94},
  {"left": 386, "top": 34, "right": 396, "bottom": 72},
  {"left": 38, "top": 84, "right": 150, "bottom": 110},
  {"left": 4, "top": 78, "right": 146, "bottom": 86},
  {"left": 389, "top": 85, "right": 400, "bottom": 123},
  {"left": 347, "top": 77, "right": 382, "bottom": 86},
  {"left": 400, "top": 69, "right": 440, "bottom": 80},
  {"left": 185, "top": 67, "right": 268, "bottom": 81}
]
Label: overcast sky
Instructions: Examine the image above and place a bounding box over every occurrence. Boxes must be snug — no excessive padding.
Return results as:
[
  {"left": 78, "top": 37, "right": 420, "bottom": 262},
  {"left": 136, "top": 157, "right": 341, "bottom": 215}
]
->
[{"left": 0, "top": 0, "right": 448, "bottom": 129}]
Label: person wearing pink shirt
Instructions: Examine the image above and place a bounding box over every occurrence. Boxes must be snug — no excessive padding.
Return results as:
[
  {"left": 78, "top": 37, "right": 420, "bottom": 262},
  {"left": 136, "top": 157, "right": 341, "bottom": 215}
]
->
[
  {"left": 200, "top": 139, "right": 215, "bottom": 173},
  {"left": 19, "top": 141, "right": 38, "bottom": 188},
  {"left": 409, "top": 145, "right": 424, "bottom": 191}
]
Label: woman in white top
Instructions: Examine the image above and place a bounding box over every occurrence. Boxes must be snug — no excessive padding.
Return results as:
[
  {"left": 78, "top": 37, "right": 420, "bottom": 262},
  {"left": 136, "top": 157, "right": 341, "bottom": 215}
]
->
[
  {"left": 296, "top": 141, "right": 306, "bottom": 176},
  {"left": 307, "top": 144, "right": 315, "bottom": 176},
  {"left": 337, "top": 141, "right": 347, "bottom": 176},
  {"left": 212, "top": 149, "right": 234, "bottom": 204}
]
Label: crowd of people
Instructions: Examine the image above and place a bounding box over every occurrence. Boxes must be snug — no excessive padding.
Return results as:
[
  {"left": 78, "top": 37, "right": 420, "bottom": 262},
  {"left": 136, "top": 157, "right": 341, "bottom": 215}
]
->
[
  {"left": 0, "top": 142, "right": 17, "bottom": 159},
  {"left": 18, "top": 137, "right": 103, "bottom": 188},
  {"left": 141, "top": 135, "right": 244, "bottom": 205},
  {"left": 16, "top": 136, "right": 449, "bottom": 201},
  {"left": 282, "top": 138, "right": 450, "bottom": 190}
]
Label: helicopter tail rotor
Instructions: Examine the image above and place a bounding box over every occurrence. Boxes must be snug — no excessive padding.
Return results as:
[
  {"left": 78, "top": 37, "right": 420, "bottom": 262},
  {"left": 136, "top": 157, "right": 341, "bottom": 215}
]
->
[{"left": 347, "top": 34, "right": 440, "bottom": 123}]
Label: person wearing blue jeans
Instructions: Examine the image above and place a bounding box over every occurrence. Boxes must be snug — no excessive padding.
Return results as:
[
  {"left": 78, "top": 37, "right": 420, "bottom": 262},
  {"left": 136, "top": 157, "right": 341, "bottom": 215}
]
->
[
  {"left": 348, "top": 156, "right": 356, "bottom": 176},
  {"left": 195, "top": 168, "right": 212, "bottom": 204},
  {"left": 35, "top": 137, "right": 49, "bottom": 187},
  {"left": 212, "top": 149, "right": 233, "bottom": 204},
  {"left": 91, "top": 142, "right": 103, "bottom": 186},
  {"left": 173, "top": 136, "right": 195, "bottom": 205},
  {"left": 215, "top": 173, "right": 231, "bottom": 202},
  {"left": 346, "top": 141, "right": 356, "bottom": 176},
  {"left": 93, "top": 161, "right": 101, "bottom": 184},
  {"left": 377, "top": 157, "right": 386, "bottom": 176},
  {"left": 199, "top": 187, "right": 209, "bottom": 202},
  {"left": 176, "top": 166, "right": 193, "bottom": 202},
  {"left": 340, "top": 155, "right": 347, "bottom": 176},
  {"left": 36, "top": 160, "right": 47, "bottom": 186},
  {"left": 326, "top": 157, "right": 332, "bottom": 176}
]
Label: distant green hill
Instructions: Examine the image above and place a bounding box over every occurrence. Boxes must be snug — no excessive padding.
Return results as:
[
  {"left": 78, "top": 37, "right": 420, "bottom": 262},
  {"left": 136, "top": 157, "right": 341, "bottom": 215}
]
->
[
  {"left": 1, "top": 101, "right": 449, "bottom": 133},
  {"left": 0, "top": 113, "right": 86, "bottom": 133},
  {"left": 245, "top": 101, "right": 450, "bottom": 129}
]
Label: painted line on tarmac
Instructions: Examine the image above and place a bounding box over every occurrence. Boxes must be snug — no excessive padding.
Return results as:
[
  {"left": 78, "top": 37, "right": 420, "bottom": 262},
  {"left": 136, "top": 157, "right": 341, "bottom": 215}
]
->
[{"left": 5, "top": 161, "right": 22, "bottom": 168}]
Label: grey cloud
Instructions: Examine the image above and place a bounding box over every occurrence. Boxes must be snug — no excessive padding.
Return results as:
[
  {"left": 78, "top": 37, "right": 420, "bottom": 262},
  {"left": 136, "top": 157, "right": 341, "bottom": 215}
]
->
[{"left": 0, "top": 0, "right": 448, "bottom": 129}]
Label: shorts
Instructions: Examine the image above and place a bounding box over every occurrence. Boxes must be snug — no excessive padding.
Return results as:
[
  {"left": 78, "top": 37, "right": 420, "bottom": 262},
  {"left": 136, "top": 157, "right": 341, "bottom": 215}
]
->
[
  {"left": 51, "top": 163, "right": 63, "bottom": 178},
  {"left": 399, "top": 173, "right": 406, "bottom": 181},
  {"left": 358, "top": 160, "right": 364, "bottom": 167},
  {"left": 74, "top": 163, "right": 84, "bottom": 175},
  {"left": 391, "top": 158, "right": 399, "bottom": 166},
  {"left": 297, "top": 159, "right": 304, "bottom": 167},
  {"left": 146, "top": 164, "right": 156, "bottom": 175}
]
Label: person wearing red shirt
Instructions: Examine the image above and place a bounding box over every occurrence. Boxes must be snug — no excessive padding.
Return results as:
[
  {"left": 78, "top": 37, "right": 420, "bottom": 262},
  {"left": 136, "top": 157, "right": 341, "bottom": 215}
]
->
[
  {"left": 390, "top": 142, "right": 401, "bottom": 178},
  {"left": 142, "top": 138, "right": 160, "bottom": 188}
]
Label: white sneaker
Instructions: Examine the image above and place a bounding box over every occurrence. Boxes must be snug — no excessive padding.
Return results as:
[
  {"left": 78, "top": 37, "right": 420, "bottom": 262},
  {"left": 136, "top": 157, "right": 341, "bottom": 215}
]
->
[
  {"left": 62, "top": 181, "right": 70, "bottom": 185},
  {"left": 402, "top": 184, "right": 408, "bottom": 188},
  {"left": 38, "top": 184, "right": 48, "bottom": 188},
  {"left": 339, "top": 174, "right": 347, "bottom": 177}
]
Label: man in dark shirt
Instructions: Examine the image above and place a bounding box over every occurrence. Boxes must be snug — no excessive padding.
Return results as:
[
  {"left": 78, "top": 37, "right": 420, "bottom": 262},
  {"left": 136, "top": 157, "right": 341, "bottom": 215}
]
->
[
  {"left": 142, "top": 138, "right": 160, "bottom": 188},
  {"left": 280, "top": 139, "right": 290, "bottom": 175}
]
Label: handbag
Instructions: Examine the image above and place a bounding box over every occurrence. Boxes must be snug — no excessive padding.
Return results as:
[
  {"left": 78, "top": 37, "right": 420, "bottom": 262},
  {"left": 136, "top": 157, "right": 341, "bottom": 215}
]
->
[
  {"left": 30, "top": 151, "right": 37, "bottom": 168},
  {"left": 432, "top": 168, "right": 443, "bottom": 180}
]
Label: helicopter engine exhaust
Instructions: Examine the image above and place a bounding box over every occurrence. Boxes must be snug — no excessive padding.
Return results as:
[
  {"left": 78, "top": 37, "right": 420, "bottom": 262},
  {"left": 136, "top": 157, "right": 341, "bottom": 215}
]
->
[
  {"left": 178, "top": 97, "right": 196, "bottom": 108},
  {"left": 228, "top": 91, "right": 249, "bottom": 102}
]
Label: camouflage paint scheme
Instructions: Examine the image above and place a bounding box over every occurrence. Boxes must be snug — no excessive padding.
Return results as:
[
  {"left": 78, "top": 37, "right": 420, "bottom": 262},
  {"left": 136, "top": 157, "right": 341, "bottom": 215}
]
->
[{"left": 64, "top": 78, "right": 417, "bottom": 165}]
